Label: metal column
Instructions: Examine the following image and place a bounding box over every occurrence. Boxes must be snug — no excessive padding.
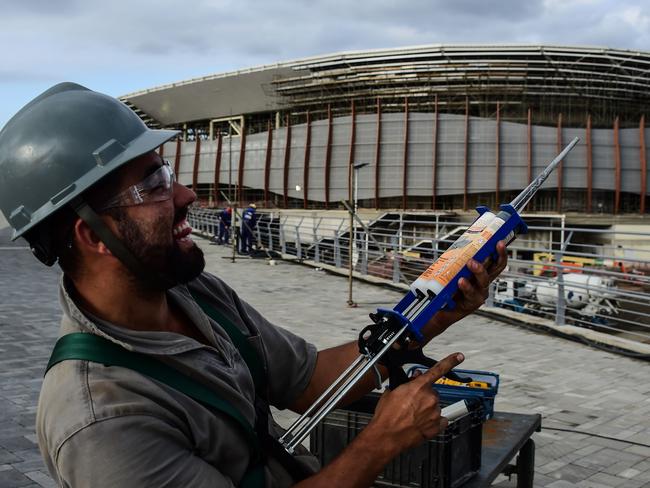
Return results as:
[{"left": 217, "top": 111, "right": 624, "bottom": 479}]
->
[
  {"left": 586, "top": 114, "right": 592, "bottom": 213},
  {"left": 374, "top": 98, "right": 382, "bottom": 210},
  {"left": 402, "top": 96, "right": 409, "bottom": 210},
  {"left": 463, "top": 97, "right": 469, "bottom": 211},
  {"left": 283, "top": 115, "right": 292, "bottom": 208},
  {"left": 303, "top": 111, "right": 312, "bottom": 209},
  {"left": 192, "top": 137, "right": 201, "bottom": 192},
  {"left": 264, "top": 120, "right": 273, "bottom": 207},
  {"left": 641, "top": 115, "right": 647, "bottom": 214},
  {"left": 556, "top": 113, "right": 563, "bottom": 213},
  {"left": 614, "top": 116, "right": 621, "bottom": 214}
]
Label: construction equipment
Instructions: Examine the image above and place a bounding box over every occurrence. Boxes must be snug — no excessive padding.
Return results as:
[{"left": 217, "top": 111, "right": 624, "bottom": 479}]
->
[
  {"left": 279, "top": 138, "right": 580, "bottom": 454},
  {"left": 493, "top": 273, "right": 619, "bottom": 326}
]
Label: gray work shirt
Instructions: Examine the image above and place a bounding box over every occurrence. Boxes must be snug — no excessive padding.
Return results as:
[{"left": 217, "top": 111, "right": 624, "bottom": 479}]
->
[{"left": 37, "top": 272, "right": 319, "bottom": 487}]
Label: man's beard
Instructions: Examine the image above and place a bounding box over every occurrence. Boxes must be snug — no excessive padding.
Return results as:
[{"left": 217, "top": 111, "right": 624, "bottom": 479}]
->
[{"left": 114, "top": 210, "right": 205, "bottom": 289}]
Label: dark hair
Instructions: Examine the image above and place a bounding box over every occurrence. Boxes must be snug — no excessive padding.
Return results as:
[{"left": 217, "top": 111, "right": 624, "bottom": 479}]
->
[
  {"left": 49, "top": 207, "right": 82, "bottom": 278},
  {"left": 22, "top": 205, "right": 80, "bottom": 275}
]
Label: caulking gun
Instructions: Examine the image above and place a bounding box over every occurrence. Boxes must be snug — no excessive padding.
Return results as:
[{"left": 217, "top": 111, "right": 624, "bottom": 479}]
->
[{"left": 279, "top": 137, "right": 580, "bottom": 453}]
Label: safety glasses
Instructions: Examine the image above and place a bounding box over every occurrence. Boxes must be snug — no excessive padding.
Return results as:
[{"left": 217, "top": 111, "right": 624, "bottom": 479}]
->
[{"left": 97, "top": 160, "right": 175, "bottom": 212}]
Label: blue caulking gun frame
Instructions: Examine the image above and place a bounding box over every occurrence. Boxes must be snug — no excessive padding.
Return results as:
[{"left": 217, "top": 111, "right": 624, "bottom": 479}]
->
[{"left": 280, "top": 137, "right": 580, "bottom": 453}]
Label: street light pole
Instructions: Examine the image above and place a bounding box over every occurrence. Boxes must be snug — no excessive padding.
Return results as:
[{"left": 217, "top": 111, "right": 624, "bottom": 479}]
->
[
  {"left": 227, "top": 116, "right": 238, "bottom": 263},
  {"left": 348, "top": 162, "right": 369, "bottom": 307}
]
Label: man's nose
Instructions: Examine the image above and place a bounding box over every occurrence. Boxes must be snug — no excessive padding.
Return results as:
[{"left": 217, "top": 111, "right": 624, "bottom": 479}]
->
[{"left": 173, "top": 181, "right": 197, "bottom": 207}]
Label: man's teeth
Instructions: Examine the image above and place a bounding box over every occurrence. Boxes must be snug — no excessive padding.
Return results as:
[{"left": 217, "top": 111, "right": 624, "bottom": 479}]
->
[{"left": 172, "top": 220, "right": 190, "bottom": 237}]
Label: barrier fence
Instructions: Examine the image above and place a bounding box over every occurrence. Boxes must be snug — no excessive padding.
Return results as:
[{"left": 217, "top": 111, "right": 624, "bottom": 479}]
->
[{"left": 189, "top": 208, "right": 650, "bottom": 350}]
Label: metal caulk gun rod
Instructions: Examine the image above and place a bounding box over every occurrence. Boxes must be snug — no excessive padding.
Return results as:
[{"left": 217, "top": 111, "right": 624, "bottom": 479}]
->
[
  {"left": 279, "top": 354, "right": 367, "bottom": 443},
  {"left": 510, "top": 137, "right": 580, "bottom": 213},
  {"left": 284, "top": 323, "right": 410, "bottom": 452}
]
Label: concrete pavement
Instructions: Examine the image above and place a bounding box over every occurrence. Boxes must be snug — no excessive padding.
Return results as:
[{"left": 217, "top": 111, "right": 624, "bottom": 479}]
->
[{"left": 0, "top": 229, "right": 649, "bottom": 487}]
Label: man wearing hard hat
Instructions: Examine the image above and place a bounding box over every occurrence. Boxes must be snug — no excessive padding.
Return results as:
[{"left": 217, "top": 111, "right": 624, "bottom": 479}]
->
[{"left": 0, "top": 83, "right": 505, "bottom": 487}]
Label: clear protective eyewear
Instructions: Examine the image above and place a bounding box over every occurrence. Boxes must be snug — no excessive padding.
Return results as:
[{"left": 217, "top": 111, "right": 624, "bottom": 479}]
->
[{"left": 97, "top": 160, "right": 175, "bottom": 212}]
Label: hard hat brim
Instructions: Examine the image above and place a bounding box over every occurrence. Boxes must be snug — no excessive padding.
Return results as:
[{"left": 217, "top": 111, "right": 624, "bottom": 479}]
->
[{"left": 11, "top": 128, "right": 179, "bottom": 240}]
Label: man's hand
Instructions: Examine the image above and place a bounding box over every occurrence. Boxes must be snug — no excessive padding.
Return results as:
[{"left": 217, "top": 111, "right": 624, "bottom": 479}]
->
[
  {"left": 294, "top": 352, "right": 466, "bottom": 488},
  {"left": 421, "top": 240, "right": 508, "bottom": 342},
  {"left": 368, "top": 352, "right": 465, "bottom": 451}
]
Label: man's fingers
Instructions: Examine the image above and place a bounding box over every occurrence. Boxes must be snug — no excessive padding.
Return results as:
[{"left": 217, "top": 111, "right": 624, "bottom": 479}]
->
[
  {"left": 416, "top": 352, "right": 465, "bottom": 383},
  {"left": 489, "top": 241, "right": 508, "bottom": 280},
  {"left": 467, "top": 258, "right": 490, "bottom": 289},
  {"left": 457, "top": 277, "right": 488, "bottom": 306}
]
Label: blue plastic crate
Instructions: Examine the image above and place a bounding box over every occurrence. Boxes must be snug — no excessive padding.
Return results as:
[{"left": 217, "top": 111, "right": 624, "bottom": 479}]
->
[{"left": 408, "top": 367, "right": 499, "bottom": 420}]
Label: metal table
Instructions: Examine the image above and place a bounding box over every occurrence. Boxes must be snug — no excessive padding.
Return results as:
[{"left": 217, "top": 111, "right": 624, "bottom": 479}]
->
[{"left": 464, "top": 412, "right": 542, "bottom": 488}]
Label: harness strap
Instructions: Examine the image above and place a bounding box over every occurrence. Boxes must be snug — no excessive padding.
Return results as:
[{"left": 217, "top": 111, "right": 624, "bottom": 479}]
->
[
  {"left": 191, "top": 291, "right": 312, "bottom": 482},
  {"left": 46, "top": 333, "right": 265, "bottom": 488},
  {"left": 190, "top": 292, "right": 266, "bottom": 395}
]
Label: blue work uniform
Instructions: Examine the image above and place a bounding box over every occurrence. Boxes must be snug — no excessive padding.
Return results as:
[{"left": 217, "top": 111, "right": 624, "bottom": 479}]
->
[
  {"left": 218, "top": 209, "right": 231, "bottom": 244},
  {"left": 241, "top": 207, "right": 257, "bottom": 254}
]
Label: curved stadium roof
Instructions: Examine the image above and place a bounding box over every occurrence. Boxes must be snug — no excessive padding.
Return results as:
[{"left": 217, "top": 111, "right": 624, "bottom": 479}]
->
[{"left": 121, "top": 44, "right": 650, "bottom": 128}]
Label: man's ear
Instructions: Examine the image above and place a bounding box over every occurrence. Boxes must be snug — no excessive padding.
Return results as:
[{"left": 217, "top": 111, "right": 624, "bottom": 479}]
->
[{"left": 73, "top": 218, "right": 113, "bottom": 256}]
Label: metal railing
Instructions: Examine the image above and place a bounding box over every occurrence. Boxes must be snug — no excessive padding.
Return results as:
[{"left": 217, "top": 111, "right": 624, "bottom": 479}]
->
[{"left": 189, "top": 208, "right": 650, "bottom": 348}]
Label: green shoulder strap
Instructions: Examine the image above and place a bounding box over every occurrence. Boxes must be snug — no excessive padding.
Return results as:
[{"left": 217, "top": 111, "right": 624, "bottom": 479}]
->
[
  {"left": 190, "top": 291, "right": 267, "bottom": 394},
  {"left": 45, "top": 333, "right": 265, "bottom": 488},
  {"left": 191, "top": 292, "right": 312, "bottom": 483}
]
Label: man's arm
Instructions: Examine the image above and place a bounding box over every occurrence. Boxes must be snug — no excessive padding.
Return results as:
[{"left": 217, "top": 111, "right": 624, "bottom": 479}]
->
[{"left": 290, "top": 241, "right": 507, "bottom": 414}]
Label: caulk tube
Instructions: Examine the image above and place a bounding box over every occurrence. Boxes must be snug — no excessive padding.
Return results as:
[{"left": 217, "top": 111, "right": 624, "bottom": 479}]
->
[
  {"left": 409, "top": 210, "right": 497, "bottom": 297},
  {"left": 408, "top": 137, "right": 579, "bottom": 301},
  {"left": 440, "top": 400, "right": 469, "bottom": 422}
]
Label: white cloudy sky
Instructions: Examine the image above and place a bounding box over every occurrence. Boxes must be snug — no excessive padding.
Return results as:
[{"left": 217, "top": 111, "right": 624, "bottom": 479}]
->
[{"left": 1, "top": 0, "right": 649, "bottom": 126}]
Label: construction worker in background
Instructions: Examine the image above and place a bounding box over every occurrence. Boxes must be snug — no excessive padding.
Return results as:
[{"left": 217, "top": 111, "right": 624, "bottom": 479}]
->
[
  {"left": 217, "top": 206, "right": 232, "bottom": 244},
  {"left": 241, "top": 203, "right": 257, "bottom": 254},
  {"left": 0, "top": 82, "right": 507, "bottom": 488}
]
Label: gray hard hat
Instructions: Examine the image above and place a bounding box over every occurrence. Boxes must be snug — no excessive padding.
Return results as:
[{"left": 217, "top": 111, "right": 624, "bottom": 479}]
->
[{"left": 0, "top": 82, "right": 179, "bottom": 241}]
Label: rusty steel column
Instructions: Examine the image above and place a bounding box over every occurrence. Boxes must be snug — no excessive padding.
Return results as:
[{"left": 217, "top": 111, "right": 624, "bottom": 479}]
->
[
  {"left": 556, "top": 113, "right": 563, "bottom": 213},
  {"left": 641, "top": 115, "right": 647, "bottom": 214},
  {"left": 374, "top": 98, "right": 382, "bottom": 209},
  {"left": 192, "top": 137, "right": 201, "bottom": 193},
  {"left": 237, "top": 129, "right": 247, "bottom": 206},
  {"left": 159, "top": 143, "right": 164, "bottom": 158},
  {"left": 527, "top": 107, "right": 532, "bottom": 184},
  {"left": 214, "top": 133, "right": 222, "bottom": 205},
  {"left": 324, "top": 105, "right": 333, "bottom": 208},
  {"left": 495, "top": 101, "right": 501, "bottom": 204},
  {"left": 263, "top": 120, "right": 273, "bottom": 207},
  {"left": 283, "top": 114, "right": 292, "bottom": 208},
  {"left": 614, "top": 116, "right": 621, "bottom": 214},
  {"left": 586, "top": 114, "right": 593, "bottom": 213},
  {"left": 463, "top": 97, "right": 469, "bottom": 211},
  {"left": 348, "top": 100, "right": 356, "bottom": 204},
  {"left": 174, "top": 138, "right": 182, "bottom": 178},
  {"left": 402, "top": 97, "right": 409, "bottom": 210},
  {"left": 303, "top": 111, "right": 312, "bottom": 209},
  {"left": 432, "top": 94, "right": 439, "bottom": 209}
]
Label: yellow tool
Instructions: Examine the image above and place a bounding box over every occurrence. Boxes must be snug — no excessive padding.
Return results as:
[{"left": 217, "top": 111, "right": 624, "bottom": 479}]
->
[{"left": 435, "top": 378, "right": 490, "bottom": 389}]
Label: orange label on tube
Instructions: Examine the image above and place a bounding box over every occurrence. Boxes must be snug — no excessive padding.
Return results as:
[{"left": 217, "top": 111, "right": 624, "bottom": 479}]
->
[{"left": 420, "top": 217, "right": 505, "bottom": 288}]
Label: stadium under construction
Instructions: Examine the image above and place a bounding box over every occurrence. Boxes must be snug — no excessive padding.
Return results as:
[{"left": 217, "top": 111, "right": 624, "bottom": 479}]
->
[{"left": 121, "top": 44, "right": 650, "bottom": 216}]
